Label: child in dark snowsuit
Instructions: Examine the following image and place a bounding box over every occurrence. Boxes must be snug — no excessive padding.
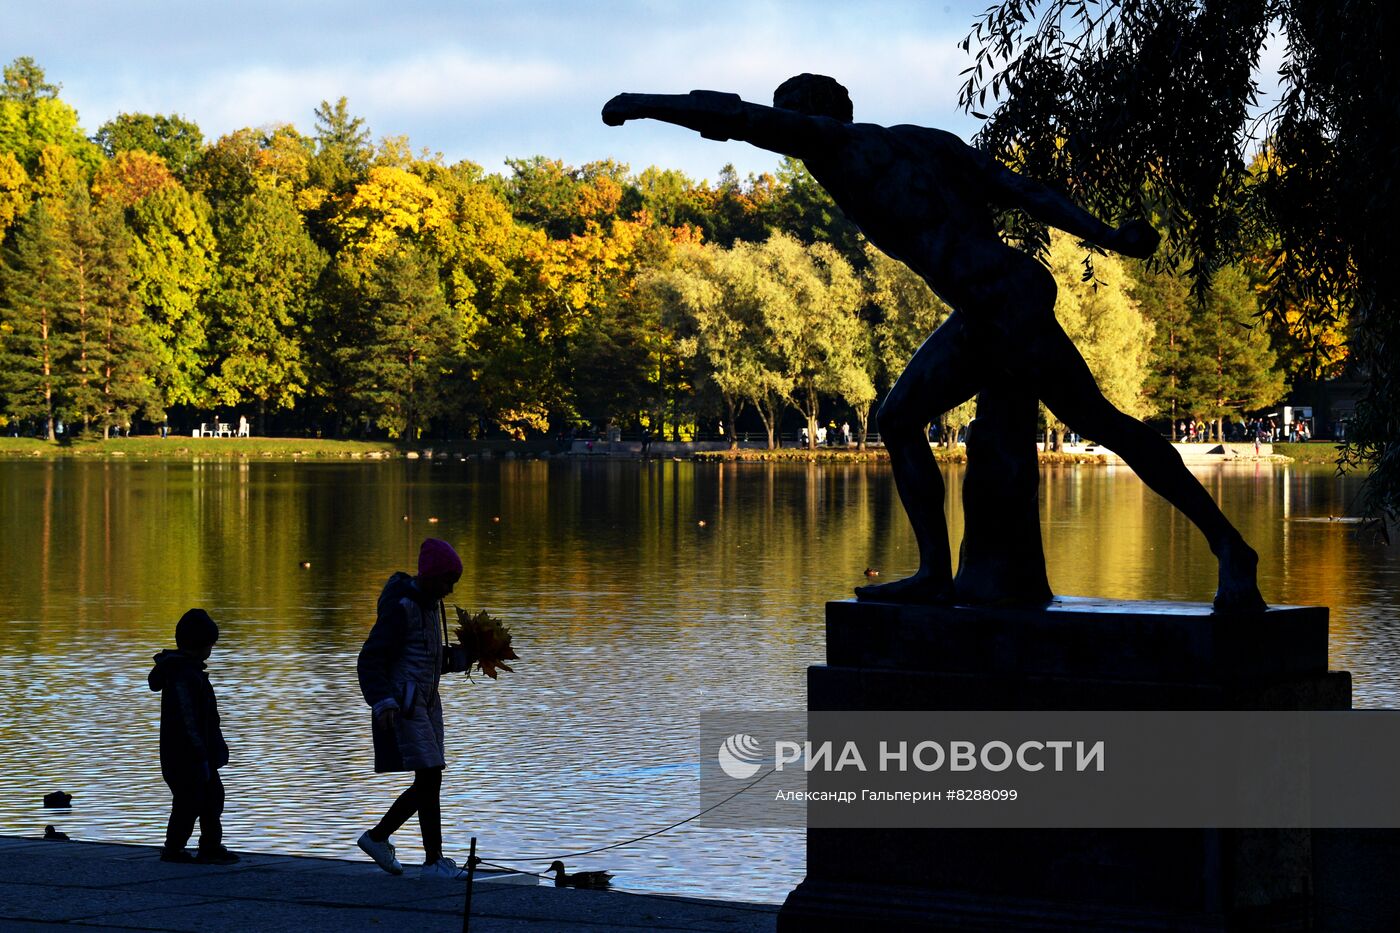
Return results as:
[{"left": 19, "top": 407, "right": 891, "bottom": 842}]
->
[
  {"left": 148, "top": 608, "right": 238, "bottom": 864},
  {"left": 356, "top": 538, "right": 473, "bottom": 878}
]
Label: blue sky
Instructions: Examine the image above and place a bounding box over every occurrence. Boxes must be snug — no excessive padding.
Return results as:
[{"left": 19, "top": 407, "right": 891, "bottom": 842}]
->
[{"left": 5, "top": 0, "right": 988, "bottom": 182}]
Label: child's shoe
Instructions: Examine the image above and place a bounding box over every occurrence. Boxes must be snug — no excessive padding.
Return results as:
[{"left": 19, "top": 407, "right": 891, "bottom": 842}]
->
[
  {"left": 419, "top": 856, "right": 468, "bottom": 879},
  {"left": 160, "top": 847, "right": 195, "bottom": 863},
  {"left": 195, "top": 846, "right": 240, "bottom": 865},
  {"left": 357, "top": 830, "right": 403, "bottom": 875}
]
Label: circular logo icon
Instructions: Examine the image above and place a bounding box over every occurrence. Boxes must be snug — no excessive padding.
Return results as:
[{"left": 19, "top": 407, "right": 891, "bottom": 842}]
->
[{"left": 717, "top": 733, "right": 764, "bottom": 779}]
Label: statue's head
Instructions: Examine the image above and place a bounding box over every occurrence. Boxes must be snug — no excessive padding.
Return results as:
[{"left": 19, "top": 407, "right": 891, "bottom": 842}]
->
[{"left": 774, "top": 74, "right": 853, "bottom": 122}]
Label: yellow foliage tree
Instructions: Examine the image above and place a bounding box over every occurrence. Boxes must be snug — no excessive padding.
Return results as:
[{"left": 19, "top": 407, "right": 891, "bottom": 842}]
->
[
  {"left": 0, "top": 150, "right": 26, "bottom": 237},
  {"left": 330, "top": 166, "right": 451, "bottom": 273},
  {"left": 1044, "top": 231, "right": 1154, "bottom": 448},
  {"left": 91, "top": 149, "right": 178, "bottom": 207}
]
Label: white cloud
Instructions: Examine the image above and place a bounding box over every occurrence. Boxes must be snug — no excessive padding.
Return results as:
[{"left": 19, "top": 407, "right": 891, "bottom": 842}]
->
[{"left": 169, "top": 50, "right": 569, "bottom": 136}]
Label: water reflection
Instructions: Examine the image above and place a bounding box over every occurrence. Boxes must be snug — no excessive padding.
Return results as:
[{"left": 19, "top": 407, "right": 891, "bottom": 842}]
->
[{"left": 0, "top": 459, "right": 1396, "bottom": 903}]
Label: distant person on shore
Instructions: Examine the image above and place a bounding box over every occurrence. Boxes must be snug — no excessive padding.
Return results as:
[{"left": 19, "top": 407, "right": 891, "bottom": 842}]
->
[
  {"left": 148, "top": 609, "right": 238, "bottom": 864},
  {"left": 356, "top": 538, "right": 473, "bottom": 878}
]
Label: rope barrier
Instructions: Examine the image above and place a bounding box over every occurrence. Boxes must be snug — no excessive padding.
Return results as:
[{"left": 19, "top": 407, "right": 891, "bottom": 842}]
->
[
  {"left": 477, "top": 764, "right": 778, "bottom": 864},
  {"left": 472, "top": 859, "right": 782, "bottom": 916},
  {"left": 459, "top": 761, "right": 784, "bottom": 924}
]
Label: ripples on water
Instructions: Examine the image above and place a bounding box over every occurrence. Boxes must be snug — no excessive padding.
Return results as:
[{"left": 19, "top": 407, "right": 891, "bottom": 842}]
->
[{"left": 0, "top": 458, "right": 1396, "bottom": 903}]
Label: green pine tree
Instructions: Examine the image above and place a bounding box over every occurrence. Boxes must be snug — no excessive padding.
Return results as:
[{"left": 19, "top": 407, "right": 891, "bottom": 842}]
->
[
  {"left": 1131, "top": 261, "right": 1196, "bottom": 437},
  {"left": 60, "top": 187, "right": 106, "bottom": 432},
  {"left": 90, "top": 201, "right": 162, "bottom": 434},
  {"left": 1184, "top": 265, "right": 1286, "bottom": 439},
  {"left": 336, "top": 246, "right": 460, "bottom": 439},
  {"left": 0, "top": 198, "right": 69, "bottom": 439},
  {"left": 206, "top": 181, "right": 326, "bottom": 426}
]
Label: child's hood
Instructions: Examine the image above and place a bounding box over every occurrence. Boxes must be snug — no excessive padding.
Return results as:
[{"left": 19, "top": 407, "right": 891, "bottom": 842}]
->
[
  {"left": 148, "top": 649, "right": 204, "bottom": 692},
  {"left": 378, "top": 571, "right": 424, "bottom": 613}
]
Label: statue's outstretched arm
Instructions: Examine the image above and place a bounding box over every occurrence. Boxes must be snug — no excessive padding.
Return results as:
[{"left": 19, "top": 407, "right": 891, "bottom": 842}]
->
[
  {"left": 983, "top": 156, "right": 1160, "bottom": 259},
  {"left": 603, "top": 91, "right": 824, "bottom": 157}
]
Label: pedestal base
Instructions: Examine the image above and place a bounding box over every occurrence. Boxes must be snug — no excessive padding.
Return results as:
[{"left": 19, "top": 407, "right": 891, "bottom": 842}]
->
[{"left": 778, "top": 598, "right": 1350, "bottom": 932}]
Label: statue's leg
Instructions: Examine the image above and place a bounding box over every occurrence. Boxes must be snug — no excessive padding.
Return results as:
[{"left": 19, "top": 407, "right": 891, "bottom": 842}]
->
[
  {"left": 1033, "top": 320, "right": 1266, "bottom": 613},
  {"left": 856, "top": 313, "right": 980, "bottom": 604}
]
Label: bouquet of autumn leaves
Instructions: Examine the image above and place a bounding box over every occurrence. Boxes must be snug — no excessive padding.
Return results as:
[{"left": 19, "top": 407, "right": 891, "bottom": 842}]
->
[{"left": 453, "top": 606, "right": 519, "bottom": 679}]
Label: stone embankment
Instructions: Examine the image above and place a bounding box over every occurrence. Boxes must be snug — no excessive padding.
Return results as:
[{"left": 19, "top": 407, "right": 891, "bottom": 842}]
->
[{"left": 0, "top": 834, "right": 778, "bottom": 932}]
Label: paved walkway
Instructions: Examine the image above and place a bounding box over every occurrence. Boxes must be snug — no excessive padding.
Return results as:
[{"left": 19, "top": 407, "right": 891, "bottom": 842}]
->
[{"left": 0, "top": 835, "right": 779, "bottom": 932}]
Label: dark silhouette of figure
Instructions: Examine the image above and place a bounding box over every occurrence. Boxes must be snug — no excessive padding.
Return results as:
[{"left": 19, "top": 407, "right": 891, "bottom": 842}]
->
[
  {"left": 148, "top": 608, "right": 238, "bottom": 864},
  {"left": 356, "top": 538, "right": 475, "bottom": 878},
  {"left": 604, "top": 75, "right": 1266, "bottom": 612}
]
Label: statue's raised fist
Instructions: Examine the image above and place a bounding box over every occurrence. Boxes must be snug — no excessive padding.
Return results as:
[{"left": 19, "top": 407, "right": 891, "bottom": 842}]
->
[
  {"left": 1113, "top": 218, "right": 1160, "bottom": 259},
  {"left": 602, "top": 94, "right": 638, "bottom": 126}
]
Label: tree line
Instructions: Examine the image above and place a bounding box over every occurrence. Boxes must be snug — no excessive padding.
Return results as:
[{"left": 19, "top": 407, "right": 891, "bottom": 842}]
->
[{"left": 0, "top": 57, "right": 1313, "bottom": 448}]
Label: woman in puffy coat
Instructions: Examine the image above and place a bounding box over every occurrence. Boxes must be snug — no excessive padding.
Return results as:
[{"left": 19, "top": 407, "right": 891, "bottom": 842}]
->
[{"left": 355, "top": 538, "right": 472, "bottom": 878}]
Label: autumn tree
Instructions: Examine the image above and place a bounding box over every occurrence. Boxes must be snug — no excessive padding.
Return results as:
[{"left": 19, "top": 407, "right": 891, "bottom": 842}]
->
[
  {"left": 646, "top": 238, "right": 797, "bottom": 448},
  {"left": 128, "top": 185, "right": 217, "bottom": 409},
  {"left": 1042, "top": 231, "right": 1153, "bottom": 450},
  {"left": 412, "top": 160, "right": 525, "bottom": 434},
  {"left": 0, "top": 57, "right": 100, "bottom": 175},
  {"left": 0, "top": 150, "right": 26, "bottom": 238},
  {"left": 703, "top": 164, "right": 780, "bottom": 246},
  {"left": 29, "top": 144, "right": 83, "bottom": 203},
  {"left": 330, "top": 165, "right": 450, "bottom": 271},
  {"left": 746, "top": 233, "right": 867, "bottom": 450},
  {"left": 568, "top": 222, "right": 687, "bottom": 436},
  {"left": 633, "top": 166, "right": 710, "bottom": 232},
  {"left": 644, "top": 240, "right": 750, "bottom": 447},
  {"left": 652, "top": 234, "right": 869, "bottom": 449},
  {"left": 195, "top": 126, "right": 312, "bottom": 219},
  {"left": 501, "top": 157, "right": 633, "bottom": 238},
  {"left": 95, "top": 113, "right": 204, "bottom": 182},
  {"left": 90, "top": 149, "right": 179, "bottom": 208}
]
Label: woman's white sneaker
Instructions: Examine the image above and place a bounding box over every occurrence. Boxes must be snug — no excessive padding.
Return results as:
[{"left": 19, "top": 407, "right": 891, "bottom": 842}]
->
[
  {"left": 357, "top": 831, "right": 403, "bottom": 875},
  {"left": 420, "top": 856, "right": 468, "bottom": 879}
]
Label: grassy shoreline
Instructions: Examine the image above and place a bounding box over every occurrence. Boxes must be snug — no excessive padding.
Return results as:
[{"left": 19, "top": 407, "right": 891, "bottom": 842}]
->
[
  {"left": 0, "top": 436, "right": 401, "bottom": 459},
  {"left": 1271, "top": 441, "right": 1347, "bottom": 465},
  {"left": 0, "top": 435, "right": 1348, "bottom": 465}
]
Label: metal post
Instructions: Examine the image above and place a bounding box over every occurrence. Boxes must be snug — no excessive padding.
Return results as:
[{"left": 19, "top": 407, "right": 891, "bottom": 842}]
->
[{"left": 462, "top": 836, "right": 477, "bottom": 933}]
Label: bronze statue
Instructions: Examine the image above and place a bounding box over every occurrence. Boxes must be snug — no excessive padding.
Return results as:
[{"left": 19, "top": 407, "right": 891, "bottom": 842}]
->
[{"left": 604, "top": 74, "right": 1267, "bottom": 613}]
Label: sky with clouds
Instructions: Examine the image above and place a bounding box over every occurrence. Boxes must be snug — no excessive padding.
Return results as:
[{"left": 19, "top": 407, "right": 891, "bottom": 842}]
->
[{"left": 5, "top": 0, "right": 990, "bottom": 182}]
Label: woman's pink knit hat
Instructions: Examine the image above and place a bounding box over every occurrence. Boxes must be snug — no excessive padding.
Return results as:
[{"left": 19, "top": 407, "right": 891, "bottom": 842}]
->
[{"left": 418, "top": 538, "right": 462, "bottom": 579}]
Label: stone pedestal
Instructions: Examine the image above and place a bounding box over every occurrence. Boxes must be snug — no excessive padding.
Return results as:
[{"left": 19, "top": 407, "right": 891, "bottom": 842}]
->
[{"left": 778, "top": 598, "right": 1351, "bottom": 932}]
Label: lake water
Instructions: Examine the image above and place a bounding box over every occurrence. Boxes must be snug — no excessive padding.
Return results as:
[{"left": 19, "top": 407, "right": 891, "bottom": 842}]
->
[{"left": 0, "top": 458, "right": 1397, "bottom": 904}]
